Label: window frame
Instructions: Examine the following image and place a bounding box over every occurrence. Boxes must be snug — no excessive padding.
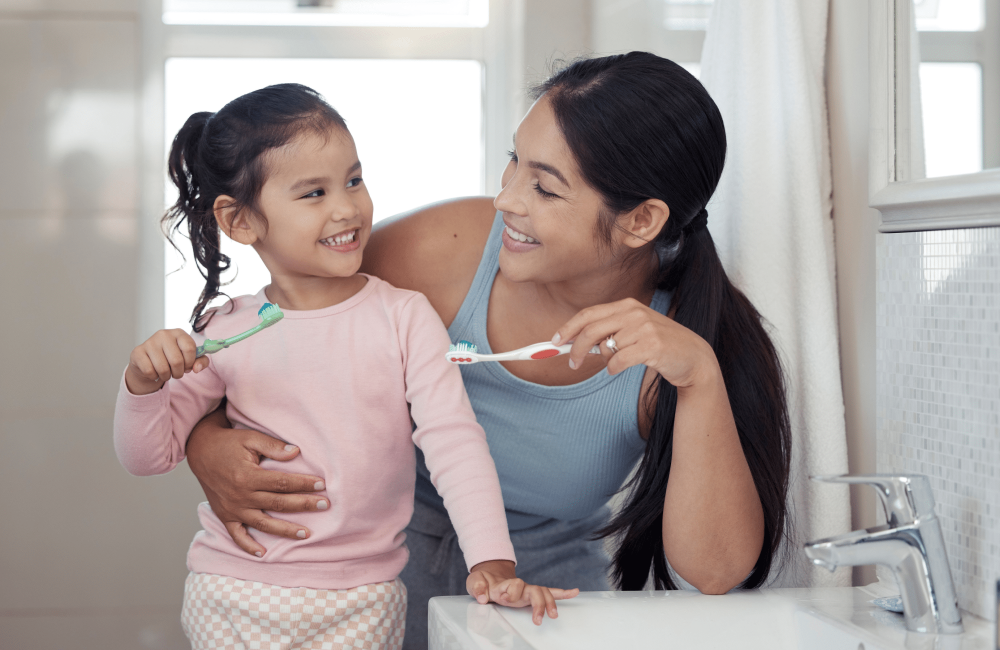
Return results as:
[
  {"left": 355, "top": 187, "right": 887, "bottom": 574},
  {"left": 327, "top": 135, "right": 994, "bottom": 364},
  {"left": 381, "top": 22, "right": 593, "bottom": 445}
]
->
[{"left": 870, "top": 0, "right": 1000, "bottom": 234}]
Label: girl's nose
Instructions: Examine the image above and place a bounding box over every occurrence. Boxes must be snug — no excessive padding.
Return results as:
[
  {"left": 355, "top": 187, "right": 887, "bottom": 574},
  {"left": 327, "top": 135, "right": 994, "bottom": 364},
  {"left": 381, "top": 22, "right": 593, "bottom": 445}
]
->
[{"left": 329, "top": 194, "right": 359, "bottom": 221}]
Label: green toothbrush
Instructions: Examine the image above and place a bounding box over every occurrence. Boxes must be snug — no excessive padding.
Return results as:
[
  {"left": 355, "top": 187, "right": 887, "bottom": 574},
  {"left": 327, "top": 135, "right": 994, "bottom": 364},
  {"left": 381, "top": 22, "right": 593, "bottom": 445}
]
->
[{"left": 195, "top": 302, "right": 284, "bottom": 357}]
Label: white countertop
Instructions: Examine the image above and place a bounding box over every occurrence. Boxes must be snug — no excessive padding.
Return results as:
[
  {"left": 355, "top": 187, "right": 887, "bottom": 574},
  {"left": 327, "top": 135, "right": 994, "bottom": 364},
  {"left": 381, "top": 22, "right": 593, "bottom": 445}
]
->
[{"left": 429, "top": 585, "right": 995, "bottom": 650}]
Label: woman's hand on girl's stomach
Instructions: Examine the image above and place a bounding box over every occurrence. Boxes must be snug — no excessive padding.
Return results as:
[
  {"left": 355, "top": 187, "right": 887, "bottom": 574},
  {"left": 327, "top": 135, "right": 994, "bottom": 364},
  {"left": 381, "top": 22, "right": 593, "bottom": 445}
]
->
[
  {"left": 125, "top": 329, "right": 210, "bottom": 395},
  {"left": 466, "top": 560, "right": 579, "bottom": 626},
  {"left": 554, "top": 298, "right": 717, "bottom": 389},
  {"left": 185, "top": 411, "right": 329, "bottom": 558}
]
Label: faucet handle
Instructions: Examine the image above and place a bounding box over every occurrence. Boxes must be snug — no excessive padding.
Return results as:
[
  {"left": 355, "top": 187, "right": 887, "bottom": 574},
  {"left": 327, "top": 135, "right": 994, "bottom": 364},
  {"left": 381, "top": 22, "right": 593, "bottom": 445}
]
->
[{"left": 811, "top": 474, "right": 936, "bottom": 526}]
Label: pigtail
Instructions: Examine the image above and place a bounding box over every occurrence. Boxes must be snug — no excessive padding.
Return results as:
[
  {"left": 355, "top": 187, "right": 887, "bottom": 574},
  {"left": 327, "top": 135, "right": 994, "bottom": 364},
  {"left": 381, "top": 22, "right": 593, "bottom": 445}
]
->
[{"left": 162, "top": 111, "right": 232, "bottom": 332}]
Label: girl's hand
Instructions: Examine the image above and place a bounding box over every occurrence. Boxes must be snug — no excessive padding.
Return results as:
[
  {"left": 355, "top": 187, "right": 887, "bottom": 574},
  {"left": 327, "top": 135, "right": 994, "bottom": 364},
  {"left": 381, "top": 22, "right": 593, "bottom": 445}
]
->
[
  {"left": 466, "top": 560, "right": 579, "bottom": 625},
  {"left": 125, "top": 329, "right": 210, "bottom": 395},
  {"left": 553, "top": 298, "right": 716, "bottom": 389}
]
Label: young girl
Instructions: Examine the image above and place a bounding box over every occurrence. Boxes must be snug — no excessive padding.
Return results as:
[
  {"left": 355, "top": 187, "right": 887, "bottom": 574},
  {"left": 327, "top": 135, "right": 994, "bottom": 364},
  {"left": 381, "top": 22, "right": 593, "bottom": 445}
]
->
[{"left": 113, "top": 83, "right": 575, "bottom": 650}]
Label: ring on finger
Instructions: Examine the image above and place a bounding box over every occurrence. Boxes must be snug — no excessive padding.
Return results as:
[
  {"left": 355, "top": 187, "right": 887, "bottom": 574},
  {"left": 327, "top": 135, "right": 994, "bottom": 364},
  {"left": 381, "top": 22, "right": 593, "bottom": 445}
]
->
[{"left": 605, "top": 336, "right": 619, "bottom": 354}]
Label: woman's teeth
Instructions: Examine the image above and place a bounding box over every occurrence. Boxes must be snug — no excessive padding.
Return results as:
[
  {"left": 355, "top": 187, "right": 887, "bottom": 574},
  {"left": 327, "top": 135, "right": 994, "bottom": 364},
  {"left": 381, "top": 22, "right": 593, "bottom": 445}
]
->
[
  {"left": 505, "top": 225, "right": 538, "bottom": 244},
  {"left": 321, "top": 231, "right": 356, "bottom": 246}
]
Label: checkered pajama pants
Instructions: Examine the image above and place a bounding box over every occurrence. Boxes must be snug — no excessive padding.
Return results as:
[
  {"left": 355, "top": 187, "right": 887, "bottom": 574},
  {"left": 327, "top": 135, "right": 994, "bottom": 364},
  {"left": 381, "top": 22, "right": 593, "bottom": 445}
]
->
[{"left": 181, "top": 573, "right": 407, "bottom": 650}]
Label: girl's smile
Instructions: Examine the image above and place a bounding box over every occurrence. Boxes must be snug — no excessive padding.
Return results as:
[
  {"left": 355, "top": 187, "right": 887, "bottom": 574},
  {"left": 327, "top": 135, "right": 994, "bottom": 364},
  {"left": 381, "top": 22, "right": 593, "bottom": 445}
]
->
[
  {"left": 319, "top": 227, "right": 361, "bottom": 252},
  {"left": 501, "top": 221, "right": 542, "bottom": 252}
]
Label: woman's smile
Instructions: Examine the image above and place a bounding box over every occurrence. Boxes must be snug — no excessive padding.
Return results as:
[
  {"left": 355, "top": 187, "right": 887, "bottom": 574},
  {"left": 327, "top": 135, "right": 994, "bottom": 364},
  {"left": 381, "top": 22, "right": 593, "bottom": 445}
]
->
[{"left": 501, "top": 221, "right": 542, "bottom": 252}]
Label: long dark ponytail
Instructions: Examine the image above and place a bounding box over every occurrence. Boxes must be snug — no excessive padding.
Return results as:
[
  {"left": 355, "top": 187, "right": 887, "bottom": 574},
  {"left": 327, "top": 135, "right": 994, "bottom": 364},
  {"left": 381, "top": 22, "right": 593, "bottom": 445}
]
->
[
  {"left": 164, "top": 83, "right": 346, "bottom": 331},
  {"left": 534, "top": 52, "right": 791, "bottom": 590}
]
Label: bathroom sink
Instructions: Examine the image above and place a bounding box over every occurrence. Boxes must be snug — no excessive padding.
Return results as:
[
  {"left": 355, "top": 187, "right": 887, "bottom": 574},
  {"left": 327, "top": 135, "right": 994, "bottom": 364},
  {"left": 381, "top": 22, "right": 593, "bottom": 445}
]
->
[{"left": 428, "top": 586, "right": 995, "bottom": 650}]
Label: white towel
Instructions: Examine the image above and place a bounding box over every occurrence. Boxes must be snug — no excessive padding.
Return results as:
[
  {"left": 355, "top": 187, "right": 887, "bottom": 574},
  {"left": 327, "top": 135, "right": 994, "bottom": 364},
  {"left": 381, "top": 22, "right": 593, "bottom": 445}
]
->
[{"left": 700, "top": 0, "right": 852, "bottom": 587}]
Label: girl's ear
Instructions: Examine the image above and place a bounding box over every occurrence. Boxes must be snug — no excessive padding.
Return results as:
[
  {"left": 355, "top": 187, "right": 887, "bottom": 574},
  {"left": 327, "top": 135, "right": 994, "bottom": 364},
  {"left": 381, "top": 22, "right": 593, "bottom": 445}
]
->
[
  {"left": 620, "top": 199, "right": 670, "bottom": 249},
  {"left": 213, "top": 195, "right": 258, "bottom": 245}
]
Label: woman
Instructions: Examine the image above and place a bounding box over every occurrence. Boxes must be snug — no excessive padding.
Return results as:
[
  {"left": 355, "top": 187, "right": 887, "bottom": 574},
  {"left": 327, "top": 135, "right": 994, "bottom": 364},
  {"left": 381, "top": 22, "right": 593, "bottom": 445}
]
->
[{"left": 184, "top": 52, "right": 791, "bottom": 648}]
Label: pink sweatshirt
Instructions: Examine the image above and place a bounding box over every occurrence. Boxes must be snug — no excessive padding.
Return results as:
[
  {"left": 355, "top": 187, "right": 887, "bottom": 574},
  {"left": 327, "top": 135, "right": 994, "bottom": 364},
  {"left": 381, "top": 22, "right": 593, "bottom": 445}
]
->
[{"left": 114, "top": 275, "right": 515, "bottom": 590}]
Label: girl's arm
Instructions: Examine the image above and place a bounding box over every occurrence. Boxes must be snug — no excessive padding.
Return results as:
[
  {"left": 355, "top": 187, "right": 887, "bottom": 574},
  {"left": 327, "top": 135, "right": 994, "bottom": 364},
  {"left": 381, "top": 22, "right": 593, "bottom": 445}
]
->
[
  {"left": 398, "top": 293, "right": 578, "bottom": 624},
  {"left": 114, "top": 330, "right": 226, "bottom": 476},
  {"left": 554, "top": 299, "right": 765, "bottom": 594}
]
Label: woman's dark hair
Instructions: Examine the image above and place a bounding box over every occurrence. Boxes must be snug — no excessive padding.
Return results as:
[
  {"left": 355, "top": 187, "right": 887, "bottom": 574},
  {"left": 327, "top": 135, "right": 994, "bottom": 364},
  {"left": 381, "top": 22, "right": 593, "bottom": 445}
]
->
[
  {"left": 533, "top": 52, "right": 791, "bottom": 590},
  {"left": 164, "top": 83, "right": 347, "bottom": 331}
]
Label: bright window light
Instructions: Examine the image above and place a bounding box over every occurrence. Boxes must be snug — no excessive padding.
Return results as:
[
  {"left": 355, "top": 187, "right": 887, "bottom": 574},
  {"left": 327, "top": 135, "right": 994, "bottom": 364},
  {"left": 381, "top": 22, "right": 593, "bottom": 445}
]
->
[
  {"left": 163, "top": 0, "right": 489, "bottom": 27},
  {"left": 163, "top": 58, "right": 483, "bottom": 330},
  {"left": 663, "top": 0, "right": 713, "bottom": 30},
  {"left": 919, "top": 62, "right": 983, "bottom": 178},
  {"left": 914, "top": 0, "right": 984, "bottom": 31}
]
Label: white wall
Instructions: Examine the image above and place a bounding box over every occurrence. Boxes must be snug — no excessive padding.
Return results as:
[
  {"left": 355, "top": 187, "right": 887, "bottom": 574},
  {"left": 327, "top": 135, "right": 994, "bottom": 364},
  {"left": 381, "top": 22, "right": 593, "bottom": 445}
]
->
[
  {"left": 825, "top": 0, "right": 879, "bottom": 586},
  {"left": 0, "top": 2, "right": 207, "bottom": 648}
]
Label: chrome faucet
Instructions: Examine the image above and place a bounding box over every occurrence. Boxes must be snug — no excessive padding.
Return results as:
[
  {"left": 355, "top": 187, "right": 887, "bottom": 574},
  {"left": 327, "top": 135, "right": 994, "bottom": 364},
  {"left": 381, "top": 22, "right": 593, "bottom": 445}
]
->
[{"left": 803, "top": 474, "right": 963, "bottom": 634}]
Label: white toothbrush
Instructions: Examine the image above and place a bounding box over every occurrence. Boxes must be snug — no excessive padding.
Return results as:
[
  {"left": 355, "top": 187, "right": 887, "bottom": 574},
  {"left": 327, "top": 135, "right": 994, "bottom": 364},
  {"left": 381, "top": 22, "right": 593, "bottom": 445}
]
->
[{"left": 445, "top": 340, "right": 602, "bottom": 364}]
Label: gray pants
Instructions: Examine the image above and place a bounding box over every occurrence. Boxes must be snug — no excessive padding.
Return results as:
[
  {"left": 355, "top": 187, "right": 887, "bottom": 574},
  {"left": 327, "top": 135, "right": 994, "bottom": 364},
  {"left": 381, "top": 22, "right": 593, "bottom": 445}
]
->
[{"left": 399, "top": 500, "right": 612, "bottom": 650}]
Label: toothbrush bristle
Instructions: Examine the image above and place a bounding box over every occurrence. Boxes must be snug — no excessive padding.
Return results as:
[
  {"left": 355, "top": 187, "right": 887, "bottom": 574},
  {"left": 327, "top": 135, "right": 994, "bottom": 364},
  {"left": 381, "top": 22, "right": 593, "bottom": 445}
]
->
[
  {"left": 258, "top": 302, "right": 284, "bottom": 326},
  {"left": 448, "top": 340, "right": 477, "bottom": 353}
]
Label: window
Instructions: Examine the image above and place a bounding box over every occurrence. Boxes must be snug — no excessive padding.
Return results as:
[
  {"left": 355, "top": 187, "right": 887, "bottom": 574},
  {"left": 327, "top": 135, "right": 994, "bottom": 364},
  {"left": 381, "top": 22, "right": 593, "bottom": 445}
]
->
[{"left": 163, "top": 0, "right": 489, "bottom": 27}]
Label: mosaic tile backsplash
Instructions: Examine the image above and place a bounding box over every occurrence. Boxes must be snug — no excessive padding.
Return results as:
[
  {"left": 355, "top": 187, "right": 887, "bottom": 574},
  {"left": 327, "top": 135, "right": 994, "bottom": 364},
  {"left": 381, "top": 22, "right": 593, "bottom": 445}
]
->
[{"left": 876, "top": 227, "right": 1000, "bottom": 621}]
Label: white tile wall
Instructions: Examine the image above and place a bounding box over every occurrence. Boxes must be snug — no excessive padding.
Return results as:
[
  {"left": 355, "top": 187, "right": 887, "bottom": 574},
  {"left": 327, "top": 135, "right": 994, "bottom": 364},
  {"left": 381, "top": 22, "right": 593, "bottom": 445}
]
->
[{"left": 876, "top": 227, "right": 1000, "bottom": 621}]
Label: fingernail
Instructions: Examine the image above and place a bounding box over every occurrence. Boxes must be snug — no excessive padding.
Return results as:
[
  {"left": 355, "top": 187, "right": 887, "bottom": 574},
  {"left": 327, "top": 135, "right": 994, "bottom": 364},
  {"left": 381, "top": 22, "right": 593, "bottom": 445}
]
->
[
  {"left": 568, "top": 358, "right": 577, "bottom": 370},
  {"left": 255, "top": 551, "right": 262, "bottom": 557},
  {"left": 551, "top": 332, "right": 561, "bottom": 345},
  {"left": 314, "top": 481, "right": 325, "bottom": 491},
  {"left": 297, "top": 530, "right": 307, "bottom": 539},
  {"left": 284, "top": 444, "right": 298, "bottom": 452},
  {"left": 317, "top": 499, "right": 328, "bottom": 510}
]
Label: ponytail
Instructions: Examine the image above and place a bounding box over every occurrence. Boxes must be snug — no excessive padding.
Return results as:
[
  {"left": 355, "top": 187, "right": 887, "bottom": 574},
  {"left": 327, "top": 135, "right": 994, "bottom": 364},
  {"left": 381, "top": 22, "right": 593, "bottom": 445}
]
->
[
  {"left": 161, "top": 84, "right": 348, "bottom": 331},
  {"left": 533, "top": 53, "right": 792, "bottom": 590},
  {"left": 164, "top": 112, "right": 232, "bottom": 332}
]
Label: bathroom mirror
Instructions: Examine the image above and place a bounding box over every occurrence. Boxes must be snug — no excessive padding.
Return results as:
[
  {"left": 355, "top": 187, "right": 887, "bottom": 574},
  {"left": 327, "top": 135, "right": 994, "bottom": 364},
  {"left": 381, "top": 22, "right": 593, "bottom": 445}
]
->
[{"left": 869, "top": 0, "right": 1000, "bottom": 231}]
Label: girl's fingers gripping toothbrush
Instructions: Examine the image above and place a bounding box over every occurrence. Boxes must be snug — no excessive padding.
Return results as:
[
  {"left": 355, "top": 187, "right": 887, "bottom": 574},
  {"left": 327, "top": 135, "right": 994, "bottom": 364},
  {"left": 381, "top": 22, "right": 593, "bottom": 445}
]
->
[
  {"left": 196, "top": 303, "right": 284, "bottom": 357},
  {"left": 445, "top": 339, "right": 601, "bottom": 364}
]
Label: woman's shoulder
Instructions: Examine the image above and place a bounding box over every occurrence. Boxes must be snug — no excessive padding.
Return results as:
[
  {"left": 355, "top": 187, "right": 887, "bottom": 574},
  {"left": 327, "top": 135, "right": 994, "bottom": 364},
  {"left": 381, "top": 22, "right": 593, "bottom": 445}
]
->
[{"left": 362, "top": 197, "right": 497, "bottom": 328}]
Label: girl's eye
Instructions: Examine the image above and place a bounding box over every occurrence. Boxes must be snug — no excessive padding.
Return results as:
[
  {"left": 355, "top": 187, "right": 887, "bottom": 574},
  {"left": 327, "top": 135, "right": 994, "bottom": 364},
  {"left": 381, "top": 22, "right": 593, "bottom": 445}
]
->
[
  {"left": 506, "top": 148, "right": 518, "bottom": 163},
  {"left": 302, "top": 188, "right": 325, "bottom": 198},
  {"left": 347, "top": 177, "right": 363, "bottom": 188},
  {"left": 533, "top": 183, "right": 558, "bottom": 199}
]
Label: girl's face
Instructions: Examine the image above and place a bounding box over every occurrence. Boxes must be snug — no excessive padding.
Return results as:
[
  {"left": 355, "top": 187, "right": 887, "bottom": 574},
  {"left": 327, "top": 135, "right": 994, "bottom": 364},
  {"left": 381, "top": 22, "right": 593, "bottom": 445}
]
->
[
  {"left": 253, "top": 127, "right": 373, "bottom": 282},
  {"left": 493, "top": 95, "right": 615, "bottom": 285}
]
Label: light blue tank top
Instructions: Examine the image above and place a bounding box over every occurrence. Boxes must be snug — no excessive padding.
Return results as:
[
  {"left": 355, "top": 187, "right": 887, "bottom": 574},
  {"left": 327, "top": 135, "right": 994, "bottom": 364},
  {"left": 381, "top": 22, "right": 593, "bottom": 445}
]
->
[{"left": 414, "top": 212, "right": 672, "bottom": 531}]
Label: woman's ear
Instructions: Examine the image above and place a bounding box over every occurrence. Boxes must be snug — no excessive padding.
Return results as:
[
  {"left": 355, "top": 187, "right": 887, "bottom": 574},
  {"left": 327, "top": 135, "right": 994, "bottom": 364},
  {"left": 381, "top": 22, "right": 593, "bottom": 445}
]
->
[
  {"left": 621, "top": 199, "right": 670, "bottom": 249},
  {"left": 213, "top": 195, "right": 258, "bottom": 245}
]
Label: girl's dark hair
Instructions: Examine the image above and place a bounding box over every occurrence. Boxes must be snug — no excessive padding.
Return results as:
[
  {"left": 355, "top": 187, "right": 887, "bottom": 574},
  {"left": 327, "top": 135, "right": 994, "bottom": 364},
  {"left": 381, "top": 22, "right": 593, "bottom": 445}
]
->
[
  {"left": 164, "top": 83, "right": 347, "bottom": 331},
  {"left": 533, "top": 52, "right": 791, "bottom": 590}
]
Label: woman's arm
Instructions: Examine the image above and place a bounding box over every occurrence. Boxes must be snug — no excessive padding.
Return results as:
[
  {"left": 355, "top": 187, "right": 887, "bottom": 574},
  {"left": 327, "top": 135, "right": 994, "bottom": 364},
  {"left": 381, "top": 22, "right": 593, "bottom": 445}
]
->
[
  {"left": 185, "top": 197, "right": 497, "bottom": 555},
  {"left": 555, "top": 299, "right": 764, "bottom": 594}
]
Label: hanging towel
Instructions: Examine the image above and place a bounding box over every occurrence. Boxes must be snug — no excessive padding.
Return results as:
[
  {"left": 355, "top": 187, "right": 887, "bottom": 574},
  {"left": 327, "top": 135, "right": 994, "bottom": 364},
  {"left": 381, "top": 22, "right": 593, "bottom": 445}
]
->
[{"left": 700, "top": 0, "right": 852, "bottom": 587}]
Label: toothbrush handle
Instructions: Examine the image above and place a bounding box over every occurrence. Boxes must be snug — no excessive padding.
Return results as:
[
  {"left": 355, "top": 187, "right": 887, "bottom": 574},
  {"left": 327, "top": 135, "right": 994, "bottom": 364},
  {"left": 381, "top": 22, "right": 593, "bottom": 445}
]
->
[{"left": 487, "top": 342, "right": 602, "bottom": 361}]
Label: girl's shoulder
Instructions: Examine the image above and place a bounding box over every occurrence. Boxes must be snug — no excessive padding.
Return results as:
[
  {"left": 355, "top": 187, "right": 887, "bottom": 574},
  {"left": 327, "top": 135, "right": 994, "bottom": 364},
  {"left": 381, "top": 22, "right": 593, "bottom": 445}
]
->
[
  {"left": 361, "top": 197, "right": 496, "bottom": 328},
  {"left": 195, "top": 292, "right": 268, "bottom": 338}
]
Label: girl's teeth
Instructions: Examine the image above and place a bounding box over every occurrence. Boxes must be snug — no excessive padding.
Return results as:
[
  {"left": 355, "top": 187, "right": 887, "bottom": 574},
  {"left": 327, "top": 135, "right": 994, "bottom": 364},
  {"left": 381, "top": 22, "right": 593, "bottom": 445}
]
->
[
  {"left": 324, "top": 231, "right": 356, "bottom": 245},
  {"left": 505, "top": 226, "right": 538, "bottom": 244}
]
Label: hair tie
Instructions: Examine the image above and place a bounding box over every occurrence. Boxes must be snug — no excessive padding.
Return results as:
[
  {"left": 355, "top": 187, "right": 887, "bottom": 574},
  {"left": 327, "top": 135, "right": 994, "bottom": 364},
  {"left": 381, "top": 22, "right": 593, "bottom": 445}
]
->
[{"left": 683, "top": 208, "right": 709, "bottom": 234}]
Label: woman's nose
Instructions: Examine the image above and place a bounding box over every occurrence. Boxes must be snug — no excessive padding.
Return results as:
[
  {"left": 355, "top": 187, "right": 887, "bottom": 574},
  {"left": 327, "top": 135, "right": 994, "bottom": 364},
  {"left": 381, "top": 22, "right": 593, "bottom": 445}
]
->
[{"left": 494, "top": 170, "right": 526, "bottom": 216}]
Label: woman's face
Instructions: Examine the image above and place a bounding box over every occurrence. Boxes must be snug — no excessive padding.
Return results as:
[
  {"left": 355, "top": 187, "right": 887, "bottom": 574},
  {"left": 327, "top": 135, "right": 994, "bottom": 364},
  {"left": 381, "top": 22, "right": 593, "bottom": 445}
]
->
[{"left": 494, "top": 95, "right": 617, "bottom": 285}]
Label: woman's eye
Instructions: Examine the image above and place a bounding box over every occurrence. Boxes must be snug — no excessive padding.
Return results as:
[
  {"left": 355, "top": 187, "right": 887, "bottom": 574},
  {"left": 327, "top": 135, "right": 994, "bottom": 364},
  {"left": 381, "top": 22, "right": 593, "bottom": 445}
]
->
[
  {"left": 347, "top": 177, "right": 363, "bottom": 188},
  {"left": 506, "top": 148, "right": 518, "bottom": 163},
  {"left": 533, "top": 183, "right": 558, "bottom": 199},
  {"left": 302, "top": 188, "right": 325, "bottom": 198}
]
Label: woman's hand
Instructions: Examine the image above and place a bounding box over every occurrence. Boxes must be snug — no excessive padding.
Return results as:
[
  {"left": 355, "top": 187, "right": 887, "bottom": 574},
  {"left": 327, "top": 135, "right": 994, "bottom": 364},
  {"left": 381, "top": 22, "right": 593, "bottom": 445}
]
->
[
  {"left": 125, "top": 329, "right": 210, "bottom": 395},
  {"left": 552, "top": 298, "right": 715, "bottom": 388},
  {"left": 185, "top": 409, "right": 329, "bottom": 557},
  {"left": 466, "top": 560, "right": 579, "bottom": 625}
]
